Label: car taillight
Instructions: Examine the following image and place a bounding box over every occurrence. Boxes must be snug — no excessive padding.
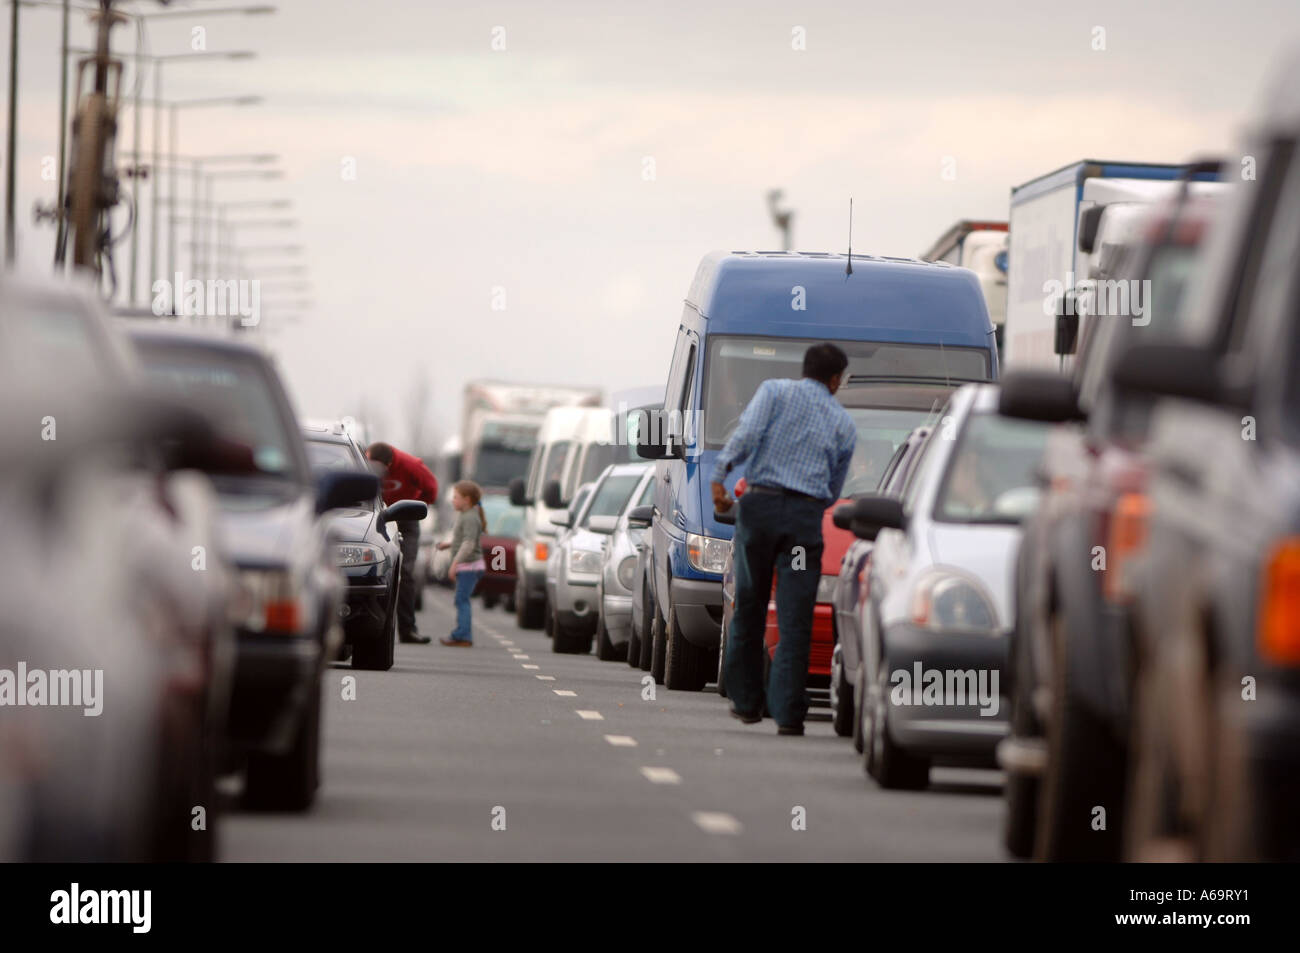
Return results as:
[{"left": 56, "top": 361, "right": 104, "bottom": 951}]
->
[
  {"left": 265, "top": 600, "right": 303, "bottom": 633},
  {"left": 1103, "top": 492, "right": 1148, "bottom": 604},
  {"left": 535, "top": 541, "right": 549, "bottom": 562},
  {"left": 1260, "top": 538, "right": 1300, "bottom": 665}
]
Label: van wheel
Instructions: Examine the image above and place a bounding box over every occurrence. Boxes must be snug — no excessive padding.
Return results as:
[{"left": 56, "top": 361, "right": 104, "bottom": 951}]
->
[
  {"left": 515, "top": 578, "right": 545, "bottom": 629},
  {"left": 665, "top": 606, "right": 709, "bottom": 692},
  {"left": 650, "top": 605, "right": 667, "bottom": 684},
  {"left": 244, "top": 672, "right": 321, "bottom": 811}
]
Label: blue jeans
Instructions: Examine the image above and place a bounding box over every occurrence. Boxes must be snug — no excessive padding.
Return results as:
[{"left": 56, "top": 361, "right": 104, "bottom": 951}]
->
[
  {"left": 451, "top": 569, "right": 484, "bottom": 643},
  {"left": 723, "top": 490, "right": 824, "bottom": 727}
]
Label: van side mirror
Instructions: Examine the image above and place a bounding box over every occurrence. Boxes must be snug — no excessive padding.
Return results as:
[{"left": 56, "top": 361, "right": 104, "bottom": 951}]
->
[
  {"left": 1078, "top": 204, "right": 1106, "bottom": 254},
  {"left": 1055, "top": 293, "right": 1079, "bottom": 356},
  {"left": 999, "top": 370, "right": 1086, "bottom": 423},
  {"left": 542, "top": 479, "right": 565, "bottom": 510},
  {"left": 1110, "top": 342, "right": 1249, "bottom": 409},
  {"left": 509, "top": 477, "right": 531, "bottom": 507}
]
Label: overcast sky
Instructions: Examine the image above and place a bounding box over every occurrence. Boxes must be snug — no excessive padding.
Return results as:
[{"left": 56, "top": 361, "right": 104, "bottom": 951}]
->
[{"left": 5, "top": 1, "right": 1298, "bottom": 452}]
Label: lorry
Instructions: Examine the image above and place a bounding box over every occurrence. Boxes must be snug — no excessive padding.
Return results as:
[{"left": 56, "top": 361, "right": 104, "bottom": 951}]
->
[
  {"left": 920, "top": 220, "right": 1009, "bottom": 355},
  {"left": 459, "top": 381, "right": 602, "bottom": 492},
  {"left": 1003, "top": 160, "right": 1223, "bottom": 371}
]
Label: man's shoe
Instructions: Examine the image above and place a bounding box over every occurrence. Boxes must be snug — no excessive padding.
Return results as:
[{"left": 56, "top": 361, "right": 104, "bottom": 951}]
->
[
  {"left": 777, "top": 724, "right": 804, "bottom": 736},
  {"left": 729, "top": 708, "right": 761, "bottom": 725},
  {"left": 400, "top": 633, "right": 431, "bottom": 644}
]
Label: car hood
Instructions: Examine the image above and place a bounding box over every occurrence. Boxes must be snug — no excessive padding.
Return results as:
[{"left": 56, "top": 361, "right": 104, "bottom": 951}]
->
[
  {"left": 216, "top": 491, "right": 315, "bottom": 568},
  {"left": 326, "top": 505, "right": 377, "bottom": 542},
  {"left": 924, "top": 521, "right": 1022, "bottom": 628}
]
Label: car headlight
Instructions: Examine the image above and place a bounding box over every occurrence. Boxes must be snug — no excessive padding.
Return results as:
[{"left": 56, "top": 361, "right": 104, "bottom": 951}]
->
[
  {"left": 229, "top": 568, "right": 304, "bottom": 634},
  {"left": 686, "top": 533, "right": 729, "bottom": 574},
  {"left": 909, "top": 571, "right": 998, "bottom": 633},
  {"left": 336, "top": 543, "right": 384, "bottom": 568},
  {"left": 569, "top": 548, "right": 603, "bottom": 575},
  {"left": 617, "top": 555, "right": 637, "bottom": 590},
  {"left": 816, "top": 574, "right": 837, "bottom": 604}
]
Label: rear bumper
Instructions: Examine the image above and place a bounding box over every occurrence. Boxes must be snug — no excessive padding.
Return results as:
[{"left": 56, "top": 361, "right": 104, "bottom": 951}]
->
[
  {"left": 227, "top": 632, "right": 321, "bottom": 755},
  {"left": 476, "top": 572, "right": 516, "bottom": 597},
  {"left": 881, "top": 621, "right": 1010, "bottom": 760},
  {"left": 764, "top": 603, "right": 834, "bottom": 677},
  {"left": 671, "top": 575, "right": 723, "bottom": 650}
]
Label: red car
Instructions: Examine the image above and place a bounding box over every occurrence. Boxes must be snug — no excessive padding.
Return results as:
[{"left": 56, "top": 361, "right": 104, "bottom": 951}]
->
[{"left": 475, "top": 494, "right": 524, "bottom": 611}]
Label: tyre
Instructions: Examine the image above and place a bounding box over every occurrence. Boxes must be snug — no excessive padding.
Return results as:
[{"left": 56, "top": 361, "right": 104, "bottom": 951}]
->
[
  {"left": 626, "top": 618, "right": 642, "bottom": 669},
  {"left": 482, "top": 592, "right": 500, "bottom": 610},
  {"left": 1034, "top": 613, "right": 1125, "bottom": 861},
  {"left": 595, "top": 613, "right": 627, "bottom": 662},
  {"left": 851, "top": 662, "right": 867, "bottom": 754},
  {"left": 352, "top": 596, "right": 396, "bottom": 671},
  {"left": 865, "top": 665, "right": 929, "bottom": 790},
  {"left": 152, "top": 695, "right": 218, "bottom": 861},
  {"left": 830, "top": 645, "right": 854, "bottom": 738},
  {"left": 505, "top": 593, "right": 516, "bottom": 614},
  {"left": 515, "top": 577, "right": 545, "bottom": 629},
  {"left": 650, "top": 605, "right": 667, "bottom": 684},
  {"left": 244, "top": 672, "right": 322, "bottom": 811},
  {"left": 1003, "top": 617, "right": 1042, "bottom": 859},
  {"left": 664, "top": 605, "right": 710, "bottom": 691},
  {"left": 716, "top": 625, "right": 729, "bottom": 699},
  {"left": 638, "top": 603, "right": 655, "bottom": 671},
  {"left": 551, "top": 606, "right": 592, "bottom": 654}
]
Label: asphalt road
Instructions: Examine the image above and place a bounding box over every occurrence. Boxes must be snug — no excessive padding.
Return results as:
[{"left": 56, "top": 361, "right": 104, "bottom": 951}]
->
[{"left": 222, "top": 585, "right": 1006, "bottom": 861}]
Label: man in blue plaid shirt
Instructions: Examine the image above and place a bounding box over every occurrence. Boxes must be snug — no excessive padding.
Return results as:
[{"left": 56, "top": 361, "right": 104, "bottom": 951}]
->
[{"left": 713, "top": 343, "right": 857, "bottom": 734}]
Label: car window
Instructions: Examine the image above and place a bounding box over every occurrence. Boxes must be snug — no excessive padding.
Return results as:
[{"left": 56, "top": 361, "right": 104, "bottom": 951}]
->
[
  {"left": 934, "top": 413, "right": 1048, "bottom": 524},
  {"left": 841, "top": 407, "right": 936, "bottom": 497},
  {"left": 636, "top": 475, "right": 655, "bottom": 508},
  {"left": 135, "top": 342, "right": 303, "bottom": 482},
  {"left": 580, "top": 441, "right": 624, "bottom": 485},
  {"left": 583, "top": 474, "right": 641, "bottom": 526},
  {"left": 490, "top": 506, "right": 524, "bottom": 537},
  {"left": 541, "top": 440, "right": 570, "bottom": 496},
  {"left": 306, "top": 439, "right": 361, "bottom": 470}
]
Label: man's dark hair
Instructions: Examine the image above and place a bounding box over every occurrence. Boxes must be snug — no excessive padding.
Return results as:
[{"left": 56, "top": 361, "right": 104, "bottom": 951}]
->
[
  {"left": 367, "top": 441, "right": 395, "bottom": 465},
  {"left": 802, "top": 343, "right": 849, "bottom": 384}
]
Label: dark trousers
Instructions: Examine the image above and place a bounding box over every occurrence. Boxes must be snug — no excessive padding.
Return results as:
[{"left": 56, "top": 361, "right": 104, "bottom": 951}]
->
[
  {"left": 723, "top": 490, "right": 824, "bottom": 727},
  {"left": 397, "top": 520, "right": 420, "bottom": 638}
]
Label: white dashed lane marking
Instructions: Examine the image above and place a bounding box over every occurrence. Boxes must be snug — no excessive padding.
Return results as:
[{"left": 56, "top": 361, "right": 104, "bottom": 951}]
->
[
  {"left": 536, "top": 675, "right": 555, "bottom": 681},
  {"left": 575, "top": 710, "right": 604, "bottom": 721},
  {"left": 640, "top": 766, "right": 682, "bottom": 785},
  {"left": 604, "top": 735, "right": 637, "bottom": 747},
  {"left": 692, "top": 812, "right": 742, "bottom": 835}
]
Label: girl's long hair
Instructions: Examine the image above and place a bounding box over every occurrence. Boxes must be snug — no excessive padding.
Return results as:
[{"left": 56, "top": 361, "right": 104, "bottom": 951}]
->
[{"left": 454, "top": 480, "right": 487, "bottom": 531}]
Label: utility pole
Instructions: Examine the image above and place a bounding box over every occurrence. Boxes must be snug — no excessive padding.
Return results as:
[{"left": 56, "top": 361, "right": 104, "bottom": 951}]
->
[{"left": 4, "top": 0, "right": 19, "bottom": 263}]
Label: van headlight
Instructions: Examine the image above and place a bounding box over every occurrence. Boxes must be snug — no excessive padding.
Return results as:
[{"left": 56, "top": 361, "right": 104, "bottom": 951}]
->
[
  {"left": 569, "top": 548, "right": 603, "bottom": 575},
  {"left": 686, "top": 533, "right": 729, "bottom": 574},
  {"left": 909, "top": 570, "right": 998, "bottom": 633}
]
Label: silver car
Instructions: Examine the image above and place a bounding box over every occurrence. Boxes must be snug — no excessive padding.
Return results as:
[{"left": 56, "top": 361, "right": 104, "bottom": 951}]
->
[
  {"left": 546, "top": 463, "right": 648, "bottom": 654},
  {"left": 594, "top": 465, "right": 655, "bottom": 661},
  {"left": 851, "top": 384, "right": 1048, "bottom": 789}
]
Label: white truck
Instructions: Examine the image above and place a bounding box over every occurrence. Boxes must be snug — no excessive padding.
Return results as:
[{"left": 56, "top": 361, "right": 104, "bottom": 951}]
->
[
  {"left": 1003, "top": 160, "right": 1224, "bottom": 371},
  {"left": 920, "top": 220, "right": 1009, "bottom": 356},
  {"left": 459, "top": 381, "right": 602, "bottom": 491}
]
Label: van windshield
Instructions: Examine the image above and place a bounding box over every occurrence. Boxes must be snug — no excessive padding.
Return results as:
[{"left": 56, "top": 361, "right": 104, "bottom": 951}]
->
[{"left": 701, "top": 336, "right": 989, "bottom": 448}]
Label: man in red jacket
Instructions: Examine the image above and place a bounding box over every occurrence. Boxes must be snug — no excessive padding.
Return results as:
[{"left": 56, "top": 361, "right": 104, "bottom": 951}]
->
[{"left": 367, "top": 442, "right": 439, "bottom": 644}]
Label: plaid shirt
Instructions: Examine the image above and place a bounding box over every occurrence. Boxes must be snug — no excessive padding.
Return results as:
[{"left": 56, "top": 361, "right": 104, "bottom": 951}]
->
[{"left": 712, "top": 377, "right": 857, "bottom": 503}]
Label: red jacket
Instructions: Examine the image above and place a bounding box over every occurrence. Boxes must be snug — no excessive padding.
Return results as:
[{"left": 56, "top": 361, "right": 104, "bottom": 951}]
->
[{"left": 382, "top": 448, "right": 438, "bottom": 506}]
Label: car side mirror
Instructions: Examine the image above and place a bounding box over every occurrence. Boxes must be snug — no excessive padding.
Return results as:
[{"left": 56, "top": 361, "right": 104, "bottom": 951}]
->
[
  {"left": 999, "top": 370, "right": 1086, "bottom": 423},
  {"left": 588, "top": 514, "right": 618, "bottom": 534},
  {"left": 550, "top": 511, "right": 573, "bottom": 529},
  {"left": 832, "top": 503, "right": 854, "bottom": 531},
  {"left": 1054, "top": 293, "right": 1079, "bottom": 356},
  {"left": 508, "top": 477, "right": 531, "bottom": 507},
  {"left": 381, "top": 499, "right": 427, "bottom": 526},
  {"left": 542, "top": 479, "right": 565, "bottom": 510},
  {"left": 316, "top": 469, "right": 381, "bottom": 514},
  {"left": 848, "top": 495, "right": 904, "bottom": 541},
  {"left": 627, "top": 504, "right": 654, "bottom": 529}
]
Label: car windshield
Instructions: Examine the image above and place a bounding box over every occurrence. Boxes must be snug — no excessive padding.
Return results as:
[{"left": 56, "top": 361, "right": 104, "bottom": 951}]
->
[
  {"left": 935, "top": 413, "right": 1048, "bottom": 524},
  {"left": 840, "top": 407, "right": 937, "bottom": 497},
  {"left": 305, "top": 438, "right": 360, "bottom": 470},
  {"left": 580, "top": 441, "right": 634, "bottom": 485},
  {"left": 490, "top": 506, "right": 524, "bottom": 537},
  {"left": 473, "top": 419, "right": 538, "bottom": 487},
  {"left": 702, "top": 336, "right": 989, "bottom": 448},
  {"left": 135, "top": 341, "right": 302, "bottom": 482},
  {"left": 583, "top": 474, "right": 642, "bottom": 525}
]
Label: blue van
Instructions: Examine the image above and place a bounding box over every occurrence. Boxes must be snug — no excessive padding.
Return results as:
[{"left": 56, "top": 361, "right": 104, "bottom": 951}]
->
[{"left": 636, "top": 250, "right": 999, "bottom": 691}]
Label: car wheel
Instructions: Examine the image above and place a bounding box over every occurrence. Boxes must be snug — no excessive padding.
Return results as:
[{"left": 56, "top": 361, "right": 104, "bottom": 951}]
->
[
  {"left": 152, "top": 693, "right": 219, "bottom": 861},
  {"left": 551, "top": 606, "right": 588, "bottom": 654},
  {"left": 716, "top": 622, "right": 729, "bottom": 699},
  {"left": 626, "top": 616, "right": 642, "bottom": 669},
  {"left": 830, "top": 645, "right": 854, "bottom": 738},
  {"left": 639, "top": 601, "right": 655, "bottom": 672},
  {"left": 244, "top": 670, "right": 321, "bottom": 811},
  {"left": 595, "top": 612, "right": 626, "bottom": 662},
  {"left": 664, "top": 604, "right": 709, "bottom": 692},
  {"left": 504, "top": 592, "right": 516, "bottom": 614},
  {"left": 851, "top": 662, "right": 867, "bottom": 754},
  {"left": 1034, "top": 613, "right": 1125, "bottom": 861},
  {"left": 866, "top": 665, "right": 929, "bottom": 790},
  {"left": 353, "top": 593, "right": 397, "bottom": 671},
  {"left": 1004, "top": 611, "right": 1043, "bottom": 859},
  {"left": 482, "top": 592, "right": 499, "bottom": 610},
  {"left": 515, "top": 577, "right": 545, "bottom": 629}
]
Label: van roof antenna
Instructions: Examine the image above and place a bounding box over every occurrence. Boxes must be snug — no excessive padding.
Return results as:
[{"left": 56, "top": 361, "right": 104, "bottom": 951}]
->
[{"left": 845, "top": 198, "right": 854, "bottom": 275}]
